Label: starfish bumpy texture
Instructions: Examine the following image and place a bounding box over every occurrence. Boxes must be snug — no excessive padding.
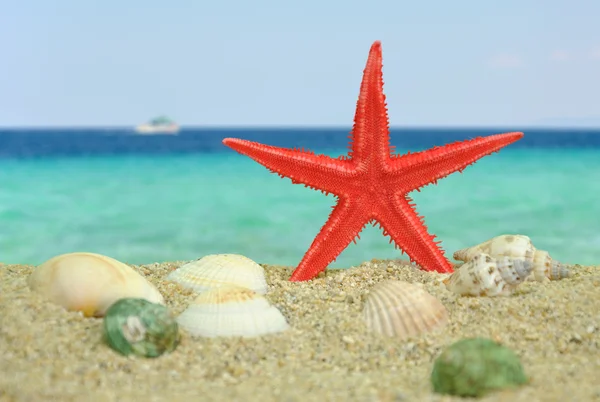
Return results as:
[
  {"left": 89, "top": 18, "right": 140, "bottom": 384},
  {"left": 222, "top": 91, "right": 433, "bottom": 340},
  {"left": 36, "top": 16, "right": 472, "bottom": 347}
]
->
[{"left": 223, "top": 41, "right": 523, "bottom": 282}]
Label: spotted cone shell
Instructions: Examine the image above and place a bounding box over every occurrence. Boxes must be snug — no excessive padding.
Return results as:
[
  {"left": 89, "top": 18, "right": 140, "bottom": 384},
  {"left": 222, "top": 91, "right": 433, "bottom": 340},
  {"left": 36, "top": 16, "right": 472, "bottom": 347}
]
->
[
  {"left": 453, "top": 234, "right": 570, "bottom": 282},
  {"left": 363, "top": 280, "right": 448, "bottom": 339},
  {"left": 444, "top": 253, "right": 533, "bottom": 297},
  {"left": 453, "top": 234, "right": 537, "bottom": 264}
]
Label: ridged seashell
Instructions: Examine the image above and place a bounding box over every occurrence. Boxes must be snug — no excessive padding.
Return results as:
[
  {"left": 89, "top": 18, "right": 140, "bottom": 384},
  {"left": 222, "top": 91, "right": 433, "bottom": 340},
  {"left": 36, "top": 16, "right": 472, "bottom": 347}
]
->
[
  {"left": 453, "top": 234, "right": 570, "bottom": 282},
  {"left": 444, "top": 253, "right": 533, "bottom": 297},
  {"left": 167, "top": 254, "right": 268, "bottom": 294},
  {"left": 363, "top": 280, "right": 448, "bottom": 339},
  {"left": 103, "top": 298, "right": 180, "bottom": 358},
  {"left": 28, "top": 252, "right": 165, "bottom": 317},
  {"left": 176, "top": 286, "right": 289, "bottom": 338}
]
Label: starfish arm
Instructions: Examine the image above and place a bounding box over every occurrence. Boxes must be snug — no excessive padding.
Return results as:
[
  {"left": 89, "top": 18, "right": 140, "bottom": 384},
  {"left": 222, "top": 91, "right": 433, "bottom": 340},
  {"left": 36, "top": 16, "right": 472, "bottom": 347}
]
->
[
  {"left": 387, "top": 132, "right": 523, "bottom": 192},
  {"left": 348, "top": 41, "right": 393, "bottom": 165},
  {"left": 223, "top": 138, "right": 352, "bottom": 195},
  {"left": 376, "top": 194, "right": 454, "bottom": 273},
  {"left": 289, "top": 198, "right": 371, "bottom": 281}
]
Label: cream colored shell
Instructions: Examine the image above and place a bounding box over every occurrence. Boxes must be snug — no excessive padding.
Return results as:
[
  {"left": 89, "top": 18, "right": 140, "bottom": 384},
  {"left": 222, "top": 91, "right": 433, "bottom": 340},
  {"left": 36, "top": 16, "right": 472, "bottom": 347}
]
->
[
  {"left": 453, "top": 234, "right": 535, "bottom": 262},
  {"left": 166, "top": 254, "right": 268, "bottom": 294},
  {"left": 363, "top": 280, "right": 448, "bottom": 339},
  {"left": 176, "top": 286, "right": 289, "bottom": 338},
  {"left": 27, "top": 252, "right": 164, "bottom": 317},
  {"left": 528, "top": 249, "right": 570, "bottom": 282},
  {"left": 453, "top": 234, "right": 569, "bottom": 282},
  {"left": 444, "top": 253, "right": 532, "bottom": 297}
]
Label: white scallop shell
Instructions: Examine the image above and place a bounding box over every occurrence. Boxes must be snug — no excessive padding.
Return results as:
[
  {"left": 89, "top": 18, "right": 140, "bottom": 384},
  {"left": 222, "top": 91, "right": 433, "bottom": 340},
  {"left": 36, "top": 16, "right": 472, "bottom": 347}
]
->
[
  {"left": 363, "top": 280, "right": 448, "bottom": 339},
  {"left": 453, "top": 234, "right": 569, "bottom": 282},
  {"left": 27, "top": 252, "right": 164, "bottom": 317},
  {"left": 166, "top": 254, "right": 268, "bottom": 294},
  {"left": 176, "top": 286, "right": 289, "bottom": 338},
  {"left": 444, "top": 253, "right": 532, "bottom": 297}
]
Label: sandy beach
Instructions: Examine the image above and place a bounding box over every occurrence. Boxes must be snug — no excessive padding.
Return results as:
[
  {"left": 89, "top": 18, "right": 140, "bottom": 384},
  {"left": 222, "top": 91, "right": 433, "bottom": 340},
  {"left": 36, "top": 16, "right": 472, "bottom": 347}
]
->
[{"left": 1, "top": 259, "right": 599, "bottom": 402}]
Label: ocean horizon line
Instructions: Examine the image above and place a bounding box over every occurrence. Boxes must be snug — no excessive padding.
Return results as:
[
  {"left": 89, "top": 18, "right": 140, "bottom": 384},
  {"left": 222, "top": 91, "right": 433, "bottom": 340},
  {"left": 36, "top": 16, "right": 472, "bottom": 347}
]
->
[{"left": 1, "top": 125, "right": 599, "bottom": 132}]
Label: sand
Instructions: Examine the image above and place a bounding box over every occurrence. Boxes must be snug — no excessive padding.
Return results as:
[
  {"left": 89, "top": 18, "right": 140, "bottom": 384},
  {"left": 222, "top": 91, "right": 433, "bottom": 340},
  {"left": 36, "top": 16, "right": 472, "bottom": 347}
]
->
[{"left": 1, "top": 259, "right": 599, "bottom": 402}]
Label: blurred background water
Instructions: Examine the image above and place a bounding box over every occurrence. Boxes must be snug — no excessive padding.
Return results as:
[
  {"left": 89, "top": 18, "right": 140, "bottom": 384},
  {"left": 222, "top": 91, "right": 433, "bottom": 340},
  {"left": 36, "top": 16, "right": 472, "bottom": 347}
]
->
[{"left": 0, "top": 127, "right": 598, "bottom": 267}]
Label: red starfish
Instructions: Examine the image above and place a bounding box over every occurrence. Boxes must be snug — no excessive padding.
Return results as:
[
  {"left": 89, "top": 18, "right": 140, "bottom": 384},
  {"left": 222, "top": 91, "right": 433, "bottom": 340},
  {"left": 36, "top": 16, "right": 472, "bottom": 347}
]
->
[{"left": 223, "top": 41, "right": 523, "bottom": 282}]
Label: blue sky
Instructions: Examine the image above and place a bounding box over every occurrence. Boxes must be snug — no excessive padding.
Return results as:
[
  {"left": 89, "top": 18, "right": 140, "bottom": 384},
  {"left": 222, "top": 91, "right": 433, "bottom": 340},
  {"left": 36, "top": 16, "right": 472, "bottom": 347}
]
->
[{"left": 1, "top": 1, "right": 599, "bottom": 127}]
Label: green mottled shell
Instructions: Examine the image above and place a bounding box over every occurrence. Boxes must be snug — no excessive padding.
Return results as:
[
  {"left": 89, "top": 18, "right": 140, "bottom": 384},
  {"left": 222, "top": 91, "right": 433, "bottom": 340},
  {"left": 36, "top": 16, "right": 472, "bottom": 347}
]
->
[
  {"left": 431, "top": 337, "right": 528, "bottom": 398},
  {"left": 103, "top": 298, "right": 179, "bottom": 358}
]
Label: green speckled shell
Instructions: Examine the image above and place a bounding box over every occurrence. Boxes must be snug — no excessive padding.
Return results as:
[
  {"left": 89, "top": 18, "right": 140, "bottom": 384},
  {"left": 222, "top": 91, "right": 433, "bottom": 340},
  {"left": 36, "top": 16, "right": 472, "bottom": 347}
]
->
[
  {"left": 431, "top": 337, "right": 528, "bottom": 398},
  {"left": 103, "top": 298, "right": 179, "bottom": 358}
]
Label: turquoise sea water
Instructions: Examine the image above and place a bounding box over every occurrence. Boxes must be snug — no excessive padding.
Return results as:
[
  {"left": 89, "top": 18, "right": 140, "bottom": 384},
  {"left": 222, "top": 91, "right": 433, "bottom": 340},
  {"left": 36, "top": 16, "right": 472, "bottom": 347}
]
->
[{"left": 1, "top": 146, "right": 598, "bottom": 267}]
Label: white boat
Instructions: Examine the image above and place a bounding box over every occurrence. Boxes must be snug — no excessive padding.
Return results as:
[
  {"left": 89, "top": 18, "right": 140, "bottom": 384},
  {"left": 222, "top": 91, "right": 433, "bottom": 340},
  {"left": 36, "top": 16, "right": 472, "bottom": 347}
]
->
[{"left": 135, "top": 116, "right": 180, "bottom": 135}]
